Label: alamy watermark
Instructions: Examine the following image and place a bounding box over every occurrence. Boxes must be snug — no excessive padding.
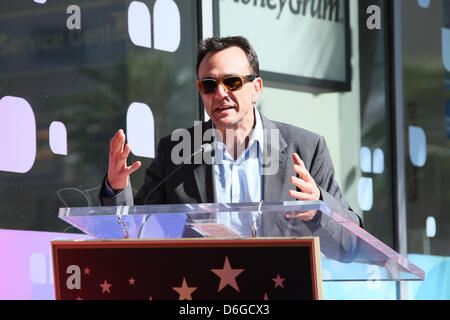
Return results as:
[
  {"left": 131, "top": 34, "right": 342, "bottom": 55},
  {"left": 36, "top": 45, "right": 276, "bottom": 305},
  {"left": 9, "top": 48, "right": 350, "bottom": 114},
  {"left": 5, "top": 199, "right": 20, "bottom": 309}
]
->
[
  {"left": 66, "top": 5, "right": 81, "bottom": 30},
  {"left": 366, "top": 5, "right": 381, "bottom": 30},
  {"left": 169, "top": 121, "right": 281, "bottom": 176}
]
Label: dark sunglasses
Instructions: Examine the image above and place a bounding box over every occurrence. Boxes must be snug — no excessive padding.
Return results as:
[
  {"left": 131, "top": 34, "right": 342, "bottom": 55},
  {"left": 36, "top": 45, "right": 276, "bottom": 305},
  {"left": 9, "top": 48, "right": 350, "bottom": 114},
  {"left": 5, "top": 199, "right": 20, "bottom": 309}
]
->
[{"left": 195, "top": 75, "right": 256, "bottom": 94}]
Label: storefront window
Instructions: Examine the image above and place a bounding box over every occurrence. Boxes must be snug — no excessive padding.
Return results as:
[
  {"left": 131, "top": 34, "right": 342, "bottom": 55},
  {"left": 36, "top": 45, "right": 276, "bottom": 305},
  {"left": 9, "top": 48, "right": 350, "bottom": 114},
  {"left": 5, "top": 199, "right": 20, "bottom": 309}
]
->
[
  {"left": 401, "top": 0, "right": 450, "bottom": 257},
  {"left": 0, "top": 0, "right": 200, "bottom": 232}
]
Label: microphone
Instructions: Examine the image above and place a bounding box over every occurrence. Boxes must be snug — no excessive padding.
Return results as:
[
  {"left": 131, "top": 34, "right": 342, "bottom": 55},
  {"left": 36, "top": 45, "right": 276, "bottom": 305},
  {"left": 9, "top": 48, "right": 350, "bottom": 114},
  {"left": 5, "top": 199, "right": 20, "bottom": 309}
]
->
[
  {"left": 142, "top": 143, "right": 213, "bottom": 206},
  {"left": 138, "top": 143, "right": 213, "bottom": 238}
]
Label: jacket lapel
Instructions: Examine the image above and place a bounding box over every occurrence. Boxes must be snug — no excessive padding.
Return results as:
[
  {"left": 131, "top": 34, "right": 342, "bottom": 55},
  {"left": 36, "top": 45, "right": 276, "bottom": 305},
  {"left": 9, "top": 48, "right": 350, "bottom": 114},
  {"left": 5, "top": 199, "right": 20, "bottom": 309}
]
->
[
  {"left": 192, "top": 120, "right": 216, "bottom": 203},
  {"left": 261, "top": 115, "right": 289, "bottom": 202}
]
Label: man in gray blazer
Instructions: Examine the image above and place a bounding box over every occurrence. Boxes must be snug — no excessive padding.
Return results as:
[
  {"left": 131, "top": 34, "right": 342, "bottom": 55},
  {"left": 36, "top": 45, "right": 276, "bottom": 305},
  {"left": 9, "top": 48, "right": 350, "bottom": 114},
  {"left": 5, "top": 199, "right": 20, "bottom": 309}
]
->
[{"left": 100, "top": 36, "right": 362, "bottom": 239}]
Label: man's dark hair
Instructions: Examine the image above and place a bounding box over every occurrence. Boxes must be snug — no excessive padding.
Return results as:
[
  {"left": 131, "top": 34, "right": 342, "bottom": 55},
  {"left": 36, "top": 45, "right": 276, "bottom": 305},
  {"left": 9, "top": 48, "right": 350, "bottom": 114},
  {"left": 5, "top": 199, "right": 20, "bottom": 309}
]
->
[{"left": 196, "top": 36, "right": 260, "bottom": 77}]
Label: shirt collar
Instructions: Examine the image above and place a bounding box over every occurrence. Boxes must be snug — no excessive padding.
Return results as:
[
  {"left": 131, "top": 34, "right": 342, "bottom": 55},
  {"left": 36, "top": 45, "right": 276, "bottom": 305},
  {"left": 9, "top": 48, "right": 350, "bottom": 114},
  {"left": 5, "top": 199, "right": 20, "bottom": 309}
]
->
[{"left": 211, "top": 107, "right": 264, "bottom": 158}]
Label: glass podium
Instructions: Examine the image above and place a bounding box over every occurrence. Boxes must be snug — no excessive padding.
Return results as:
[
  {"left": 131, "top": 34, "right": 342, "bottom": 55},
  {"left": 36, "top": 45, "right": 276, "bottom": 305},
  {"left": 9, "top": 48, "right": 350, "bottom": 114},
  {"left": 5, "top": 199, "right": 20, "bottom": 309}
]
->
[{"left": 58, "top": 200, "right": 425, "bottom": 282}]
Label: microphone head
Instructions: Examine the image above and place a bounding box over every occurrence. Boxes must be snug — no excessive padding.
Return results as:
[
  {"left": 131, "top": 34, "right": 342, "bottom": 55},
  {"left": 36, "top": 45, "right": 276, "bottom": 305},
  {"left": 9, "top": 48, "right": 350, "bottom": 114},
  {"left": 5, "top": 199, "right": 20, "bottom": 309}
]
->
[{"left": 201, "top": 143, "right": 213, "bottom": 154}]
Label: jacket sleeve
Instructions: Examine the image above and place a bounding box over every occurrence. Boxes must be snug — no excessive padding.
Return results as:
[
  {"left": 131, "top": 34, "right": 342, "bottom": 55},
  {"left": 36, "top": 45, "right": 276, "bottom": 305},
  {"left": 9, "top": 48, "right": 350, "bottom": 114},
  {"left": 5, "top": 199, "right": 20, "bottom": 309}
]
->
[
  {"left": 310, "top": 135, "right": 363, "bottom": 228},
  {"left": 98, "top": 138, "right": 167, "bottom": 206},
  {"left": 99, "top": 176, "right": 134, "bottom": 206}
]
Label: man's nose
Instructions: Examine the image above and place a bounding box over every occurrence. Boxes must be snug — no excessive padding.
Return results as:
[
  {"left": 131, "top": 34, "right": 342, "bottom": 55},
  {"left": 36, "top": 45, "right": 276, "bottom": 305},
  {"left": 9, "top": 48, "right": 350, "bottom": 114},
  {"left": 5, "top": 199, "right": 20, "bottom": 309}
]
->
[{"left": 214, "top": 82, "right": 229, "bottom": 97}]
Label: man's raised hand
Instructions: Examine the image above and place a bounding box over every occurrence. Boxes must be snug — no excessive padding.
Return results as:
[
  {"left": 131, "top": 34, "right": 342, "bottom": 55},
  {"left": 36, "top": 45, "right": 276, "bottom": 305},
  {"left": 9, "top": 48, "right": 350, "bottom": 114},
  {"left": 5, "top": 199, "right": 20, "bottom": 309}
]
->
[{"left": 107, "top": 129, "right": 141, "bottom": 191}]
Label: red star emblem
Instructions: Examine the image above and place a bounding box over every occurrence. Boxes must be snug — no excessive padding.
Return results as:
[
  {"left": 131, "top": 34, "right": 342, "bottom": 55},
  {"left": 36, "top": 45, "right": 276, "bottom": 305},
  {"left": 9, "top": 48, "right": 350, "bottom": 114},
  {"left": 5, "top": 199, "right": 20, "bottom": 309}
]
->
[
  {"left": 272, "top": 273, "right": 286, "bottom": 288},
  {"left": 128, "top": 277, "right": 136, "bottom": 285},
  {"left": 172, "top": 277, "right": 198, "bottom": 300},
  {"left": 99, "top": 280, "right": 112, "bottom": 294},
  {"left": 210, "top": 256, "right": 244, "bottom": 292}
]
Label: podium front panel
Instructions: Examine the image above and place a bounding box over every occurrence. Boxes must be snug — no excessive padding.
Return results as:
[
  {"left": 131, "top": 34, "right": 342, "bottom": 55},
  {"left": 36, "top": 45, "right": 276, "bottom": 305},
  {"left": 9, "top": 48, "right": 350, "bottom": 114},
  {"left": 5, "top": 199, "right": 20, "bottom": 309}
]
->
[{"left": 52, "top": 238, "right": 322, "bottom": 300}]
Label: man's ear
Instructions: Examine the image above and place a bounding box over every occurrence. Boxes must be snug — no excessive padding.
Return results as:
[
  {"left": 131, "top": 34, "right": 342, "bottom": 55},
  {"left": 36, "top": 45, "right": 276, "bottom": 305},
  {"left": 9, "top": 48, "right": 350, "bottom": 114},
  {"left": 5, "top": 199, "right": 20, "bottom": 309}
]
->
[{"left": 252, "top": 77, "right": 263, "bottom": 103}]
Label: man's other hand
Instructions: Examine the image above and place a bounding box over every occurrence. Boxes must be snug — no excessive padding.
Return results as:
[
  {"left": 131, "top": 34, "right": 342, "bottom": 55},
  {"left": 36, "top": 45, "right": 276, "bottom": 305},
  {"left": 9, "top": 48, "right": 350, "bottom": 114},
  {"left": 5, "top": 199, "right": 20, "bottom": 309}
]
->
[
  {"left": 107, "top": 129, "right": 141, "bottom": 191},
  {"left": 287, "top": 153, "right": 320, "bottom": 221}
]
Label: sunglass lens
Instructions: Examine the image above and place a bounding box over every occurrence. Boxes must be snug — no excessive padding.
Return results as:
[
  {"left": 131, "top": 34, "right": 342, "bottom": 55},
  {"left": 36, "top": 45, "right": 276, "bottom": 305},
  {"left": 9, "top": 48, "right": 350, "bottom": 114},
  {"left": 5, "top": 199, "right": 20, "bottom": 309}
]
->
[
  {"left": 223, "top": 77, "right": 243, "bottom": 91},
  {"left": 200, "top": 79, "right": 217, "bottom": 94}
]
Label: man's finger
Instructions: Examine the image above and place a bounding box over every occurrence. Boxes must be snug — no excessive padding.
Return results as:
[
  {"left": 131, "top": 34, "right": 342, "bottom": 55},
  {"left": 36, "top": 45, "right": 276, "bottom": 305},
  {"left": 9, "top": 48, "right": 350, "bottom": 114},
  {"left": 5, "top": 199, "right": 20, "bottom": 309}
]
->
[
  {"left": 293, "top": 164, "right": 313, "bottom": 183},
  {"left": 293, "top": 153, "right": 303, "bottom": 166},
  {"left": 120, "top": 143, "right": 131, "bottom": 161},
  {"left": 110, "top": 129, "right": 126, "bottom": 155},
  {"left": 293, "top": 153, "right": 307, "bottom": 169},
  {"left": 292, "top": 153, "right": 314, "bottom": 182},
  {"left": 288, "top": 189, "right": 315, "bottom": 200},
  {"left": 110, "top": 144, "right": 129, "bottom": 176},
  {"left": 290, "top": 176, "right": 312, "bottom": 194},
  {"left": 285, "top": 210, "right": 316, "bottom": 221},
  {"left": 126, "top": 161, "right": 141, "bottom": 175}
]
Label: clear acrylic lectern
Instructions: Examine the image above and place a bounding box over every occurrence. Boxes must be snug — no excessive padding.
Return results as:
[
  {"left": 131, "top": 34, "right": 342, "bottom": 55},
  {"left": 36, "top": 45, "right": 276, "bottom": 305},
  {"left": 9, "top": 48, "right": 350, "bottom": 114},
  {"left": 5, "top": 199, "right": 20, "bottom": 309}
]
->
[{"left": 58, "top": 200, "right": 425, "bottom": 282}]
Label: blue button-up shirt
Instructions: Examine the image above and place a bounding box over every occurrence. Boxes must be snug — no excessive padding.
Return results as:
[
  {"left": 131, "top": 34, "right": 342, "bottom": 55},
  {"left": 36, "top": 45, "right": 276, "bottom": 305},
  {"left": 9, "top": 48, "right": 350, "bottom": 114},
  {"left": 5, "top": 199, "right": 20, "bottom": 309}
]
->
[{"left": 213, "top": 108, "right": 264, "bottom": 235}]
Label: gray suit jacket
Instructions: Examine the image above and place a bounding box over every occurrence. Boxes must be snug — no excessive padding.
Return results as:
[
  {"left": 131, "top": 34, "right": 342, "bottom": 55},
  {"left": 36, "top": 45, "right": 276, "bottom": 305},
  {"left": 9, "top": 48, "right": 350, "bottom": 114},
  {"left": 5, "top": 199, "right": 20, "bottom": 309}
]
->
[
  {"left": 100, "top": 114, "right": 363, "bottom": 261},
  {"left": 100, "top": 114, "right": 362, "bottom": 225}
]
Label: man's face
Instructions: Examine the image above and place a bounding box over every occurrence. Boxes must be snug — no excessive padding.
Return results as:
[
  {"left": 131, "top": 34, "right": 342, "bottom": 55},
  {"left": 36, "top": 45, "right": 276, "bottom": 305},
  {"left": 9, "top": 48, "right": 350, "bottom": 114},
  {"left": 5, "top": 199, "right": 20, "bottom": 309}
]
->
[{"left": 197, "top": 46, "right": 262, "bottom": 132}]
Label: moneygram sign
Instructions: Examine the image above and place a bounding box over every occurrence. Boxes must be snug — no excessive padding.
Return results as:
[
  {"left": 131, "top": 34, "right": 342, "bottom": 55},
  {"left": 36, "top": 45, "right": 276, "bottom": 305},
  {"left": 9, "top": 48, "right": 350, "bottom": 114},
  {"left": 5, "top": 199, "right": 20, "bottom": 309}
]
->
[
  {"left": 219, "top": 0, "right": 350, "bottom": 91},
  {"left": 235, "top": 0, "right": 342, "bottom": 22}
]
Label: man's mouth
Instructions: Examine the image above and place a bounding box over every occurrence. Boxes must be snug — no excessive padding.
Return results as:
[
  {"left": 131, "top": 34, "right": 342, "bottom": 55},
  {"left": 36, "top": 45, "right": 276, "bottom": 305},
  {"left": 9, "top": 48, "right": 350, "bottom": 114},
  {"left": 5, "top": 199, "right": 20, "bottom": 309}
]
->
[{"left": 214, "top": 106, "right": 235, "bottom": 112}]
